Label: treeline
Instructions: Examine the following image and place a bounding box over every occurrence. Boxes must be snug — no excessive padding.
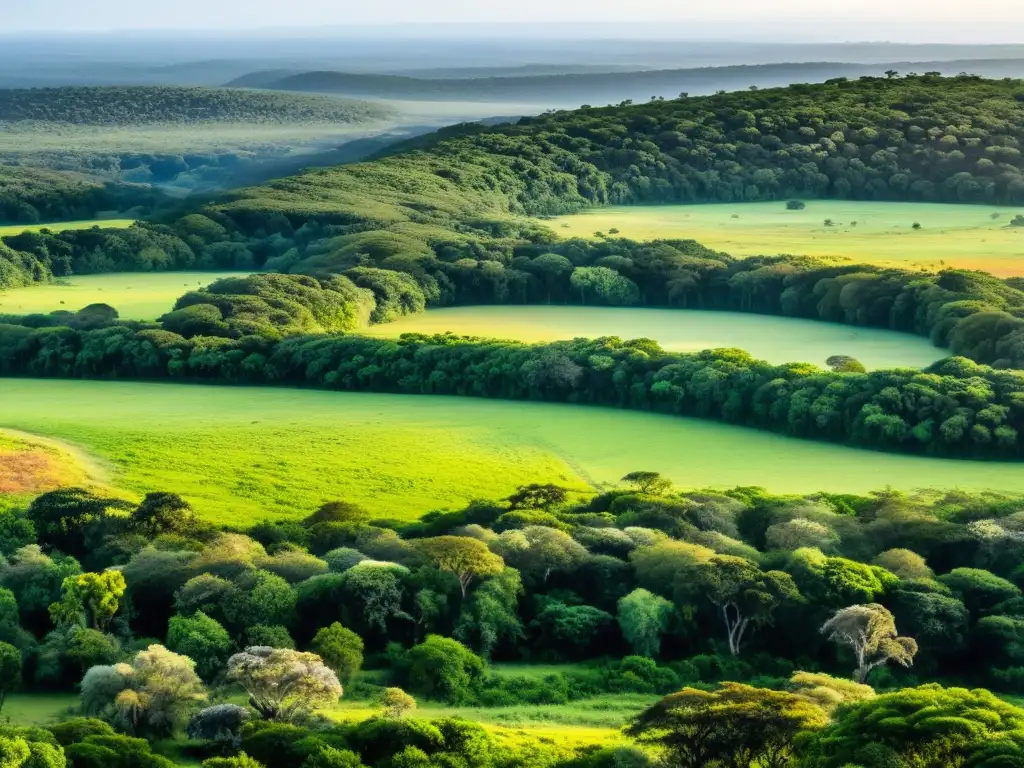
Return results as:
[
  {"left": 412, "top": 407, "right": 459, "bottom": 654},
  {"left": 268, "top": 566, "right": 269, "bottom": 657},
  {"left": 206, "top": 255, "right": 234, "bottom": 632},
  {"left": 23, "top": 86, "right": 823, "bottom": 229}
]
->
[
  {"left": 4, "top": 477, "right": 1024, "bottom": 766},
  {"left": 4, "top": 219, "right": 1024, "bottom": 367},
  {"left": 0, "top": 165, "right": 161, "bottom": 225},
  {"left": 0, "top": 86, "right": 392, "bottom": 126},
  {"left": 0, "top": 290, "right": 1022, "bottom": 458}
]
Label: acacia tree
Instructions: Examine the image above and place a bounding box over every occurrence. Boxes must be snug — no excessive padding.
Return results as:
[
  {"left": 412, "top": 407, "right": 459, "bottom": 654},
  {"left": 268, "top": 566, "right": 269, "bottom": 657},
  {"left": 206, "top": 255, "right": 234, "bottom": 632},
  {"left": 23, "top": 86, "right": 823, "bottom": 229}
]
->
[
  {"left": 626, "top": 682, "right": 828, "bottom": 768},
  {"left": 683, "top": 555, "right": 802, "bottom": 656},
  {"left": 226, "top": 647, "right": 342, "bottom": 722},
  {"left": 621, "top": 471, "right": 673, "bottom": 495},
  {"left": 820, "top": 603, "right": 918, "bottom": 682},
  {"left": 412, "top": 536, "right": 504, "bottom": 597}
]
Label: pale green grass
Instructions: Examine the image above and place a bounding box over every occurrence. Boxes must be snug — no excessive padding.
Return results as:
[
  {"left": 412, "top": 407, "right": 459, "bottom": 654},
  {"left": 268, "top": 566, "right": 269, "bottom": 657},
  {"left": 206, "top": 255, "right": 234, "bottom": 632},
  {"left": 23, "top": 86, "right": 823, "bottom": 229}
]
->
[
  {"left": 547, "top": 201, "right": 1024, "bottom": 276},
  {"left": 0, "top": 271, "right": 250, "bottom": 320},
  {"left": 0, "top": 218, "right": 135, "bottom": 236},
  {"left": 1, "top": 381, "right": 1023, "bottom": 525},
  {"left": 3, "top": 693, "right": 78, "bottom": 725},
  {"left": 366, "top": 306, "right": 943, "bottom": 370},
  {"left": 325, "top": 693, "right": 649, "bottom": 745}
]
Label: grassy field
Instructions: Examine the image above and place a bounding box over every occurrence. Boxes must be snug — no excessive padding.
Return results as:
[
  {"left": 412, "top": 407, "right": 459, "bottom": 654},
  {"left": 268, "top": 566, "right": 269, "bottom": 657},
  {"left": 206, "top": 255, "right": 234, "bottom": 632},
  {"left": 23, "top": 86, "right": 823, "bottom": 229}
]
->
[
  {"left": 367, "top": 306, "right": 944, "bottom": 369},
  {"left": 1, "top": 380, "right": 1023, "bottom": 525},
  {"left": 0, "top": 271, "right": 250, "bottom": 320},
  {"left": 546, "top": 201, "right": 1024, "bottom": 276},
  {"left": 2, "top": 693, "right": 78, "bottom": 725},
  {"left": 0, "top": 218, "right": 135, "bottom": 236}
]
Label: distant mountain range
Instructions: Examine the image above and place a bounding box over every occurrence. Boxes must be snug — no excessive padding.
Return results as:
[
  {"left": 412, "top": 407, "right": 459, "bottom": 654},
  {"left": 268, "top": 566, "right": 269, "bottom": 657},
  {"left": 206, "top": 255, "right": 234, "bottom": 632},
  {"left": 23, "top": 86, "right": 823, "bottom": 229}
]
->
[{"left": 227, "top": 58, "right": 1024, "bottom": 106}]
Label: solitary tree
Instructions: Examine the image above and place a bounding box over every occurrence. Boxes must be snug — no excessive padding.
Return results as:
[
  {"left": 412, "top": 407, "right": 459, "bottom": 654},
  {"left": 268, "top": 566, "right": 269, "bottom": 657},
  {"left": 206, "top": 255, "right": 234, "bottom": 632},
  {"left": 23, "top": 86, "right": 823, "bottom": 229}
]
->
[
  {"left": 226, "top": 647, "right": 342, "bottom": 722},
  {"left": 621, "top": 471, "right": 673, "bottom": 495},
  {"left": 379, "top": 687, "right": 416, "bottom": 719},
  {"left": 825, "top": 355, "right": 867, "bottom": 374},
  {"left": 820, "top": 603, "right": 918, "bottom": 682},
  {"left": 412, "top": 536, "right": 504, "bottom": 597}
]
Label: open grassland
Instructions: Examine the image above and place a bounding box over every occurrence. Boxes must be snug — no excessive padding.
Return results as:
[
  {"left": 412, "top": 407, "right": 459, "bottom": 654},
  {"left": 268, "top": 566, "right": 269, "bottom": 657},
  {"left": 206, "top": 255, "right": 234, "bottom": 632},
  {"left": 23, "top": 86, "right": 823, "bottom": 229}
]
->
[
  {"left": 1, "top": 381, "right": 1023, "bottom": 525},
  {"left": 325, "top": 695, "right": 648, "bottom": 746},
  {"left": 0, "top": 271, "right": 250, "bottom": 320},
  {"left": 2, "top": 693, "right": 77, "bottom": 726},
  {"left": 0, "top": 218, "right": 135, "bottom": 236},
  {"left": 366, "top": 306, "right": 944, "bottom": 369},
  {"left": 546, "top": 202, "right": 1024, "bottom": 276}
]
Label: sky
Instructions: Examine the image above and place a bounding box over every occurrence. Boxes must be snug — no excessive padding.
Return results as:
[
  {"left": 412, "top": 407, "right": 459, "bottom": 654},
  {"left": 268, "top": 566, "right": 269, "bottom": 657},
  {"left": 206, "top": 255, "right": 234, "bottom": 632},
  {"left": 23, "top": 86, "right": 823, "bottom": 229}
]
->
[{"left": 3, "top": 0, "right": 1023, "bottom": 42}]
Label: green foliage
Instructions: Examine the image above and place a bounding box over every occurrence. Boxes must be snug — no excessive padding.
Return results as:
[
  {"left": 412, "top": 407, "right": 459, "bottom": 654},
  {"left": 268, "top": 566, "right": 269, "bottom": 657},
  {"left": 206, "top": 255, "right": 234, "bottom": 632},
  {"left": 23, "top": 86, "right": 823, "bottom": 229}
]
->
[
  {"left": 0, "top": 642, "right": 21, "bottom": 712},
  {"left": 617, "top": 589, "right": 673, "bottom": 658},
  {"left": 395, "top": 635, "right": 485, "bottom": 704},
  {"left": 311, "top": 623, "right": 364, "bottom": 686},
  {"left": 165, "top": 612, "right": 232, "bottom": 681},
  {"left": 795, "top": 683, "right": 1024, "bottom": 767}
]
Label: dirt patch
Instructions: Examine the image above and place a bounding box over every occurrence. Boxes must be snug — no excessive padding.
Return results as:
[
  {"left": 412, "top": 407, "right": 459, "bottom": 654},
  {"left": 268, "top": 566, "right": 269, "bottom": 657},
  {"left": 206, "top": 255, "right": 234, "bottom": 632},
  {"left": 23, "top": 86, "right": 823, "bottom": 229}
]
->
[{"left": 0, "top": 428, "right": 110, "bottom": 495}]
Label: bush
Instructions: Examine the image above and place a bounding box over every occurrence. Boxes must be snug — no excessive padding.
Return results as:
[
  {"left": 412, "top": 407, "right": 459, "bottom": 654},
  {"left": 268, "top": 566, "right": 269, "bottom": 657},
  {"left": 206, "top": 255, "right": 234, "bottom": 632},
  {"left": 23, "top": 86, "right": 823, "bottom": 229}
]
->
[
  {"left": 786, "top": 200, "right": 806, "bottom": 210},
  {"left": 394, "top": 636, "right": 484, "bottom": 704}
]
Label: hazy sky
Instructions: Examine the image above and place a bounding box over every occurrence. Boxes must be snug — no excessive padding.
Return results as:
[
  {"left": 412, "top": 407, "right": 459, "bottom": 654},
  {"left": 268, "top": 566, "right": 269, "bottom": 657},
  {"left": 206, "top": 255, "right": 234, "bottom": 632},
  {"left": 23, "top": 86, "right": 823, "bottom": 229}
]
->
[{"left": 4, "top": 0, "right": 1022, "bottom": 41}]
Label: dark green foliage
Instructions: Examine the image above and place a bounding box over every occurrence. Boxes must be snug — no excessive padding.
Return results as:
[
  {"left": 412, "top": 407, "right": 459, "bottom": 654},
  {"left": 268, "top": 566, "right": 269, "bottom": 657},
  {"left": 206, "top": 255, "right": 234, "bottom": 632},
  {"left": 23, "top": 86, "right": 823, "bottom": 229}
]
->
[
  {"left": 0, "top": 165, "right": 160, "bottom": 225},
  {"left": 392, "top": 635, "right": 485, "bottom": 704}
]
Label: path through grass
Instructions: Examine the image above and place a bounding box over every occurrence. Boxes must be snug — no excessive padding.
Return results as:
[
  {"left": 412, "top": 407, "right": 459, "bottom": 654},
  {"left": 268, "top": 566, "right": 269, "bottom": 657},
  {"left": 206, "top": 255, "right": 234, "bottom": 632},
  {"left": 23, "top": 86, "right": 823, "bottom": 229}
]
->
[{"left": 547, "top": 201, "right": 1024, "bottom": 276}]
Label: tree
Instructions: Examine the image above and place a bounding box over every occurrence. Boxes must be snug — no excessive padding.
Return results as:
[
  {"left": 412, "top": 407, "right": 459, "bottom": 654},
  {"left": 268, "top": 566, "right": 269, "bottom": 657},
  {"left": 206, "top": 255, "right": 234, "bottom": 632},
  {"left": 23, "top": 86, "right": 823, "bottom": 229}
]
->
[
  {"left": 491, "top": 526, "right": 588, "bottom": 584},
  {"left": 825, "top": 355, "right": 867, "bottom": 373},
  {"left": 187, "top": 704, "right": 251, "bottom": 749},
  {"left": 339, "top": 563, "right": 408, "bottom": 635},
  {"left": 166, "top": 612, "right": 232, "bottom": 682},
  {"left": 411, "top": 537, "right": 503, "bottom": 598},
  {"left": 617, "top": 588, "right": 673, "bottom": 658},
  {"left": 795, "top": 684, "right": 1024, "bottom": 768},
  {"left": 454, "top": 568, "right": 524, "bottom": 659},
  {"left": 621, "top": 472, "right": 672, "bottom": 495},
  {"left": 821, "top": 603, "right": 918, "bottom": 682},
  {"left": 569, "top": 266, "right": 640, "bottom": 305},
  {"left": 872, "top": 549, "right": 932, "bottom": 580},
  {"left": 682, "top": 555, "right": 802, "bottom": 655},
  {"left": 0, "top": 641, "right": 21, "bottom": 712},
  {"left": 50, "top": 571, "right": 126, "bottom": 632},
  {"left": 526, "top": 253, "right": 573, "bottom": 303},
  {"left": 397, "top": 635, "right": 484, "bottom": 704},
  {"left": 939, "top": 567, "right": 1020, "bottom": 616},
  {"left": 626, "top": 682, "right": 828, "bottom": 768},
  {"left": 765, "top": 520, "right": 837, "bottom": 552},
  {"left": 506, "top": 484, "right": 568, "bottom": 511},
  {"left": 785, "top": 200, "right": 806, "bottom": 210},
  {"left": 80, "top": 645, "right": 207, "bottom": 737},
  {"left": 225, "top": 647, "right": 342, "bottom": 722},
  {"left": 26, "top": 488, "right": 129, "bottom": 559},
  {"left": 222, "top": 571, "right": 296, "bottom": 632},
  {"left": 379, "top": 688, "right": 416, "bottom": 719},
  {"left": 130, "top": 493, "right": 198, "bottom": 537},
  {"left": 311, "top": 623, "right": 363, "bottom": 685}
]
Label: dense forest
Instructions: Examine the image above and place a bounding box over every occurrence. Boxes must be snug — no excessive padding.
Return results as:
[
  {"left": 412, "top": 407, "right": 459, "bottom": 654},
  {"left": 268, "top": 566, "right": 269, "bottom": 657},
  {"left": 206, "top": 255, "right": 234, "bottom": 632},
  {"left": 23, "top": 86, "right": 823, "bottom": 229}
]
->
[
  {"left": 0, "top": 166, "right": 163, "bottom": 224},
  {"left": 231, "top": 59, "right": 1024, "bottom": 105},
  {"left": 4, "top": 474, "right": 1024, "bottom": 767},
  {"left": 0, "top": 87, "right": 393, "bottom": 127}
]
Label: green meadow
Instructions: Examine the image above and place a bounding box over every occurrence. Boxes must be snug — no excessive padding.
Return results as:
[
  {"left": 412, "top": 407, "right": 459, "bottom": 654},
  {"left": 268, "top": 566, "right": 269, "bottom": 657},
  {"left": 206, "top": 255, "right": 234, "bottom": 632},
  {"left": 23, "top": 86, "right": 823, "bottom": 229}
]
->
[
  {"left": 547, "top": 201, "right": 1024, "bottom": 276},
  {"left": 366, "top": 306, "right": 945, "bottom": 369},
  {"left": 1, "top": 380, "right": 1022, "bottom": 525},
  {"left": 0, "top": 218, "right": 135, "bottom": 236},
  {"left": 0, "top": 271, "right": 250, "bottom": 320}
]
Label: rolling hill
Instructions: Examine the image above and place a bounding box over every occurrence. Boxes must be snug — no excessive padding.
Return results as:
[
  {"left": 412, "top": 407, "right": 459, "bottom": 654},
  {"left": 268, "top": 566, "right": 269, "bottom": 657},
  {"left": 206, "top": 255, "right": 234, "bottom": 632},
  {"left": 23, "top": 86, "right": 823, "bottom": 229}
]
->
[{"left": 228, "top": 58, "right": 1024, "bottom": 105}]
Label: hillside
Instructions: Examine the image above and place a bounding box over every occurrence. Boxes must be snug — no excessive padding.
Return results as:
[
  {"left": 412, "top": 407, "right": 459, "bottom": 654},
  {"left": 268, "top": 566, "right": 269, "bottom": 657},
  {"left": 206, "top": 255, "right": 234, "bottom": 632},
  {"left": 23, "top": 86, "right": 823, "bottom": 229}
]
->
[
  {"left": 229, "top": 58, "right": 1024, "bottom": 105},
  {"left": 0, "top": 85, "right": 393, "bottom": 126},
  {"left": 0, "top": 165, "right": 162, "bottom": 224},
  {"left": 4, "top": 74, "right": 1024, "bottom": 374}
]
